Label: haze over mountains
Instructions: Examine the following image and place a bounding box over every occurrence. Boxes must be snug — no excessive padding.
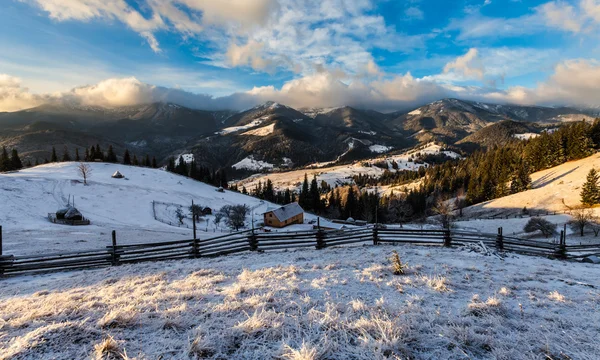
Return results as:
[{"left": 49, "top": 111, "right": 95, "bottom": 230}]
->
[{"left": 1, "top": 98, "right": 598, "bottom": 171}]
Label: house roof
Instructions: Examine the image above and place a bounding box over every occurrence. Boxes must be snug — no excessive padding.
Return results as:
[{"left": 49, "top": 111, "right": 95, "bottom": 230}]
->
[{"left": 265, "top": 202, "right": 303, "bottom": 222}]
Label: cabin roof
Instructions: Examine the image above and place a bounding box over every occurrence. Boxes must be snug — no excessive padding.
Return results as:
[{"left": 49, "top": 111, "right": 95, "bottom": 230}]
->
[{"left": 264, "top": 202, "right": 303, "bottom": 222}]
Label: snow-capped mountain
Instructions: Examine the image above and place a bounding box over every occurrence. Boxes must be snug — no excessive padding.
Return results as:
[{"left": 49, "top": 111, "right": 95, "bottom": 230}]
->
[{"left": 1, "top": 98, "right": 598, "bottom": 171}]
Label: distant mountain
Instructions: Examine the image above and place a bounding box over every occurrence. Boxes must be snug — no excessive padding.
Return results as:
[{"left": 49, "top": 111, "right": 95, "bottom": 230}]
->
[
  {"left": 0, "top": 102, "right": 233, "bottom": 162},
  {"left": 1, "top": 98, "right": 598, "bottom": 170},
  {"left": 456, "top": 120, "right": 542, "bottom": 149},
  {"left": 385, "top": 98, "right": 597, "bottom": 145}
]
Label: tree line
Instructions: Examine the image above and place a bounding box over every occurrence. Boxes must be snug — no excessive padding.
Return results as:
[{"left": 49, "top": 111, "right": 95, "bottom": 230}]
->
[{"left": 165, "top": 155, "right": 229, "bottom": 189}]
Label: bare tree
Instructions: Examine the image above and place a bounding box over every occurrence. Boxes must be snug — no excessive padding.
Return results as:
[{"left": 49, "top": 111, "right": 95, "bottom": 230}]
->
[
  {"left": 454, "top": 187, "right": 466, "bottom": 217},
  {"left": 524, "top": 217, "right": 556, "bottom": 238},
  {"left": 175, "top": 207, "right": 185, "bottom": 225},
  {"left": 569, "top": 206, "right": 596, "bottom": 237},
  {"left": 432, "top": 197, "right": 454, "bottom": 230},
  {"left": 387, "top": 196, "right": 413, "bottom": 227},
  {"left": 189, "top": 203, "right": 203, "bottom": 223},
  {"left": 77, "top": 162, "right": 92, "bottom": 185},
  {"left": 220, "top": 204, "right": 249, "bottom": 231},
  {"left": 213, "top": 211, "right": 224, "bottom": 229}
]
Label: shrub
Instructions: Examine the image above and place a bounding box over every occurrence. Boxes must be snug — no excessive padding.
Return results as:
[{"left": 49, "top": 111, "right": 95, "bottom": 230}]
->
[
  {"left": 523, "top": 217, "right": 556, "bottom": 238},
  {"left": 389, "top": 250, "right": 406, "bottom": 275}
]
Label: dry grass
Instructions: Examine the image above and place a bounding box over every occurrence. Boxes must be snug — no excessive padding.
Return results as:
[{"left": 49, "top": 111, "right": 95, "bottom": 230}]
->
[
  {"left": 93, "top": 335, "right": 122, "bottom": 360},
  {"left": 1, "top": 245, "right": 598, "bottom": 359},
  {"left": 548, "top": 290, "right": 567, "bottom": 302}
]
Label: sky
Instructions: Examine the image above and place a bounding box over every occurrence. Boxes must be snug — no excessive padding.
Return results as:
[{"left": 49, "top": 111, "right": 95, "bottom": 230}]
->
[{"left": 1, "top": 0, "right": 600, "bottom": 112}]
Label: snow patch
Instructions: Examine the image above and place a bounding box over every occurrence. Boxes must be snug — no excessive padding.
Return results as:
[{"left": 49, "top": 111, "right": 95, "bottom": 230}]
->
[
  {"left": 242, "top": 123, "right": 275, "bottom": 136},
  {"left": 408, "top": 109, "right": 422, "bottom": 115},
  {"left": 369, "top": 145, "right": 392, "bottom": 153},
  {"left": 175, "top": 153, "right": 194, "bottom": 165},
  {"left": 232, "top": 156, "right": 275, "bottom": 171},
  {"left": 514, "top": 133, "right": 540, "bottom": 140},
  {"left": 216, "top": 117, "right": 268, "bottom": 135}
]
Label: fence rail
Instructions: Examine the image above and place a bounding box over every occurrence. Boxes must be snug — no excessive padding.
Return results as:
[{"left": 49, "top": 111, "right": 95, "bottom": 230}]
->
[{"left": 1, "top": 225, "right": 599, "bottom": 276}]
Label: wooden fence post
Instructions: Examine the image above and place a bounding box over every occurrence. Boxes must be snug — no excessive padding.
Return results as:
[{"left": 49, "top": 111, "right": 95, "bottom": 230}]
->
[
  {"left": 373, "top": 224, "right": 379, "bottom": 245},
  {"left": 555, "top": 230, "right": 567, "bottom": 259},
  {"left": 111, "top": 230, "right": 119, "bottom": 265},
  {"left": 192, "top": 200, "right": 197, "bottom": 241},
  {"left": 248, "top": 230, "right": 258, "bottom": 251},
  {"left": 496, "top": 227, "right": 504, "bottom": 251},
  {"left": 316, "top": 218, "right": 325, "bottom": 249},
  {"left": 443, "top": 229, "right": 452, "bottom": 247}
]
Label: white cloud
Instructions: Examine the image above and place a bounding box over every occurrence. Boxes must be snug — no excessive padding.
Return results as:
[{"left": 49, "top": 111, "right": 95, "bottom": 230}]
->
[
  {"left": 538, "top": 1, "right": 583, "bottom": 33},
  {"left": 483, "top": 59, "right": 600, "bottom": 106},
  {"left": 25, "top": 0, "right": 426, "bottom": 77},
  {"left": 404, "top": 7, "right": 424, "bottom": 20},
  {"left": 442, "top": 48, "right": 484, "bottom": 80},
  {"left": 447, "top": 0, "right": 600, "bottom": 40},
  {"left": 0, "top": 74, "right": 47, "bottom": 112}
]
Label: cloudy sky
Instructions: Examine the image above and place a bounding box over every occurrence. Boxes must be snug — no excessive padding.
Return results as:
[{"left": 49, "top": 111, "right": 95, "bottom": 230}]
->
[{"left": 1, "top": 0, "right": 600, "bottom": 112}]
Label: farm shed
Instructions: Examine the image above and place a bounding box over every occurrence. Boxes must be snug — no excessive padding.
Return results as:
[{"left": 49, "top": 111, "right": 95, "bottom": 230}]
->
[{"left": 263, "top": 202, "right": 304, "bottom": 228}]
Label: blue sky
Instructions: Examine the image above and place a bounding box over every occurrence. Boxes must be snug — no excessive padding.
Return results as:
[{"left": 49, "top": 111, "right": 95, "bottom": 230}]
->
[{"left": 1, "top": 0, "right": 600, "bottom": 111}]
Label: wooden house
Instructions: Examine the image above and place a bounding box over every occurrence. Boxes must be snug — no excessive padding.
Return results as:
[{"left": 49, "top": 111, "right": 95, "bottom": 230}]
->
[{"left": 263, "top": 202, "right": 304, "bottom": 228}]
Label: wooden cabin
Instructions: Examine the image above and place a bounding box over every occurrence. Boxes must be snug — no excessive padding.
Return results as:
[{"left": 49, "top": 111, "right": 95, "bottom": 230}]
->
[{"left": 263, "top": 203, "right": 304, "bottom": 228}]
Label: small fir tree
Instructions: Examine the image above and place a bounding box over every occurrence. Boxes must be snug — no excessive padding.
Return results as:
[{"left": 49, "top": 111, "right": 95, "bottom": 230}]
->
[{"left": 581, "top": 168, "right": 600, "bottom": 206}]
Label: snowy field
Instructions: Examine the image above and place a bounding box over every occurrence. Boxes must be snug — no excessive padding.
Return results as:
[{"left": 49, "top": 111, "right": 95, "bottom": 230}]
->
[
  {"left": 1, "top": 244, "right": 598, "bottom": 359},
  {"left": 0, "top": 163, "right": 318, "bottom": 256}
]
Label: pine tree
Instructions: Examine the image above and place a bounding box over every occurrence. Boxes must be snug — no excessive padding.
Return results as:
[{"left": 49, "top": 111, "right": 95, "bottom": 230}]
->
[
  {"left": 189, "top": 160, "right": 198, "bottom": 179},
  {"left": 0, "top": 146, "right": 10, "bottom": 171},
  {"left": 106, "top": 146, "right": 117, "bottom": 163},
  {"left": 95, "top": 144, "right": 104, "bottom": 161},
  {"left": 152, "top": 156, "right": 158, "bottom": 168},
  {"left": 166, "top": 157, "right": 175, "bottom": 172},
  {"left": 581, "top": 169, "right": 600, "bottom": 206},
  {"left": 133, "top": 154, "right": 139, "bottom": 166},
  {"left": 84, "top": 147, "right": 90, "bottom": 162},
  {"left": 10, "top": 149, "right": 22, "bottom": 170},
  {"left": 175, "top": 156, "right": 187, "bottom": 175},
  {"left": 123, "top": 149, "right": 131, "bottom": 165},
  {"left": 75, "top": 148, "right": 80, "bottom": 161},
  {"left": 62, "top": 146, "right": 71, "bottom": 162},
  {"left": 50, "top": 147, "right": 58, "bottom": 162},
  {"left": 144, "top": 155, "right": 151, "bottom": 167},
  {"left": 310, "top": 175, "right": 320, "bottom": 213},
  {"left": 299, "top": 173, "right": 310, "bottom": 210}
]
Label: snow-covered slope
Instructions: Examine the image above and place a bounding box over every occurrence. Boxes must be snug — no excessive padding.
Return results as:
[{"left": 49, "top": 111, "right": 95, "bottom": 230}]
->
[
  {"left": 0, "top": 163, "right": 317, "bottom": 255},
  {"left": 2, "top": 244, "right": 598, "bottom": 359},
  {"left": 234, "top": 143, "right": 460, "bottom": 192},
  {"left": 465, "top": 152, "right": 600, "bottom": 216}
]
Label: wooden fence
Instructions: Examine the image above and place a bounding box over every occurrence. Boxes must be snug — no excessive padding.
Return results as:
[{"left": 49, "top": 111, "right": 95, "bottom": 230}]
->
[{"left": 1, "top": 225, "right": 599, "bottom": 276}]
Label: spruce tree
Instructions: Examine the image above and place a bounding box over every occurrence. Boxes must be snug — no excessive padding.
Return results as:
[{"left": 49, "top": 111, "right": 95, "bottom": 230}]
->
[
  {"left": 123, "top": 149, "right": 131, "bottom": 165},
  {"left": 152, "top": 156, "right": 158, "bottom": 168},
  {"left": 75, "top": 148, "right": 80, "bottom": 161},
  {"left": 581, "top": 169, "right": 600, "bottom": 206},
  {"left": 0, "top": 146, "right": 10, "bottom": 171},
  {"left": 299, "top": 173, "right": 310, "bottom": 210},
  {"left": 50, "top": 147, "right": 58, "bottom": 162},
  {"left": 10, "top": 149, "right": 22, "bottom": 170},
  {"left": 133, "top": 154, "right": 139, "bottom": 166},
  {"left": 145, "top": 155, "right": 151, "bottom": 167},
  {"left": 175, "top": 156, "right": 187, "bottom": 175},
  {"left": 310, "top": 175, "right": 320, "bottom": 213},
  {"left": 106, "top": 146, "right": 117, "bottom": 163},
  {"left": 62, "top": 146, "right": 71, "bottom": 162}
]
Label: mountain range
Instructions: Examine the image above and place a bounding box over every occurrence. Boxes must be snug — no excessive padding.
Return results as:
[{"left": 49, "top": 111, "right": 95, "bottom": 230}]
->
[{"left": 1, "top": 98, "right": 598, "bottom": 172}]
